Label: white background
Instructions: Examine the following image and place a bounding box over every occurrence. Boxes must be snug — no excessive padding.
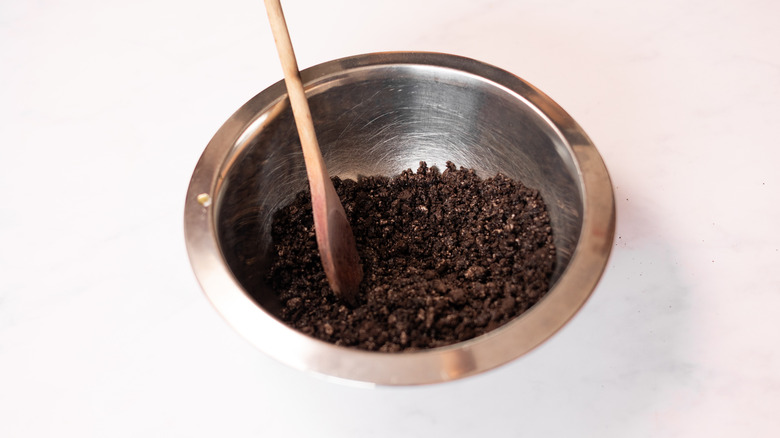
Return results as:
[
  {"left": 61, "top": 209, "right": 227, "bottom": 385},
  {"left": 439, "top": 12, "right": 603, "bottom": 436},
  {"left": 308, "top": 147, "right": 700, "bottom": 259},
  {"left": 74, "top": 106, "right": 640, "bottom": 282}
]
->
[{"left": 2, "top": 0, "right": 779, "bottom": 436}]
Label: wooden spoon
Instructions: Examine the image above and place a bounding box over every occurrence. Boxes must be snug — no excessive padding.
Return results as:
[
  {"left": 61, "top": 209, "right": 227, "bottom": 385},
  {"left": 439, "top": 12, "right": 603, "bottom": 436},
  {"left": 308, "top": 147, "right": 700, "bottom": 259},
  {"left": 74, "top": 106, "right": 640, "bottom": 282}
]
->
[{"left": 263, "top": 0, "right": 363, "bottom": 304}]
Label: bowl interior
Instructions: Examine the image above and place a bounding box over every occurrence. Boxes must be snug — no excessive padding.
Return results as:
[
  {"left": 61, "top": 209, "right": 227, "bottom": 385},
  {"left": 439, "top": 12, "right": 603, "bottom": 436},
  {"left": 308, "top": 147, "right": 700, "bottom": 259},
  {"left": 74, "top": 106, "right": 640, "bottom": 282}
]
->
[{"left": 215, "top": 63, "right": 583, "bottom": 316}]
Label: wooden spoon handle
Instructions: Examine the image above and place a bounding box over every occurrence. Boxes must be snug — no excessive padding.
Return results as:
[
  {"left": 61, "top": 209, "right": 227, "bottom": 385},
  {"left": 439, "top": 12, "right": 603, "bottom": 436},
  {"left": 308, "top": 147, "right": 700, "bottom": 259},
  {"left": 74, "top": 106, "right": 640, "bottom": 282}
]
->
[{"left": 263, "top": 0, "right": 326, "bottom": 178}]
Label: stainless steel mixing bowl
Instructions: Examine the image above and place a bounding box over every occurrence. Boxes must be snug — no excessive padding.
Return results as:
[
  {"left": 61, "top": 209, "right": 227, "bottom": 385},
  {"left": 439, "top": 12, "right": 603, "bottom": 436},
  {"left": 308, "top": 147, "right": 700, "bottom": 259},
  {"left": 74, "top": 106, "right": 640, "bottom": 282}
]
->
[{"left": 184, "top": 52, "right": 615, "bottom": 386}]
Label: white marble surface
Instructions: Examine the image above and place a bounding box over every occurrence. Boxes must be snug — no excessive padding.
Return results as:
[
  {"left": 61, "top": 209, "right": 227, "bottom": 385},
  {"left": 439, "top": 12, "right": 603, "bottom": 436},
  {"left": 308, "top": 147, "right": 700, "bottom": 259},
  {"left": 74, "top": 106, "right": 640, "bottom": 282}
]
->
[{"left": 2, "top": 0, "right": 779, "bottom": 436}]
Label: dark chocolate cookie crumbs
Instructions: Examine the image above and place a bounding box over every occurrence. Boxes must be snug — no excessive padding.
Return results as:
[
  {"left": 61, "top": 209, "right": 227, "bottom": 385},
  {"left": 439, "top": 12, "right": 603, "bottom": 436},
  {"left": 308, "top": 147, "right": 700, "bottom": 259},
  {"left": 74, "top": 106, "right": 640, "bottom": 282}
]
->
[{"left": 267, "top": 162, "right": 555, "bottom": 352}]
